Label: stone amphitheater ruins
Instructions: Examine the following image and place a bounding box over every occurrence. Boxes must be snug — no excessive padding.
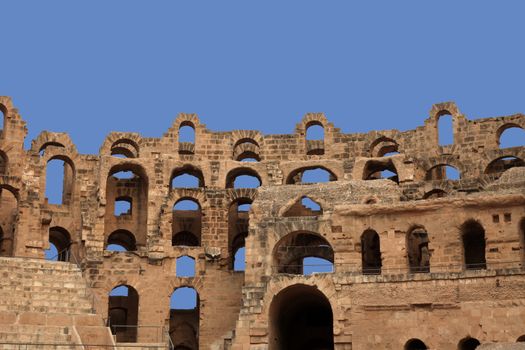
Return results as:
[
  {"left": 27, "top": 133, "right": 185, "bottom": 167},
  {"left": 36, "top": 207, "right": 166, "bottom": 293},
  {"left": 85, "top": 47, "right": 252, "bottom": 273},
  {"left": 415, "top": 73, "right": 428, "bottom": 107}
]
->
[{"left": 0, "top": 95, "right": 525, "bottom": 349}]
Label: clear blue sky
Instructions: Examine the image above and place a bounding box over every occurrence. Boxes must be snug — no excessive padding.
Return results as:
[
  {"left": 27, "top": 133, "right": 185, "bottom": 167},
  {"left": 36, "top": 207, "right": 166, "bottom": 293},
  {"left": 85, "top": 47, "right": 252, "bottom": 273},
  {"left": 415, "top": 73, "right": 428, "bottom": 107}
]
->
[{"left": 1, "top": 1, "right": 525, "bottom": 154}]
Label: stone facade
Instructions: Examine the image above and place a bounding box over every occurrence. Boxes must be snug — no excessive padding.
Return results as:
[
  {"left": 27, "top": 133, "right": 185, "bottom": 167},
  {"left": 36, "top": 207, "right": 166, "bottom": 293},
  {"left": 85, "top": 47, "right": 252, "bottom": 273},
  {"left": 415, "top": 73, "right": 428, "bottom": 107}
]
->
[{"left": 0, "top": 96, "right": 525, "bottom": 349}]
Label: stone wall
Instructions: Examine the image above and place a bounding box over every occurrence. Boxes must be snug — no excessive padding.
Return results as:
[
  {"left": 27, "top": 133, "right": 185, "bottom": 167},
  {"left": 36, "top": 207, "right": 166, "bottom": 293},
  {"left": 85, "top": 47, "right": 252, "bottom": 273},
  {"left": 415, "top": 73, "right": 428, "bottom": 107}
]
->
[{"left": 1, "top": 96, "right": 525, "bottom": 349}]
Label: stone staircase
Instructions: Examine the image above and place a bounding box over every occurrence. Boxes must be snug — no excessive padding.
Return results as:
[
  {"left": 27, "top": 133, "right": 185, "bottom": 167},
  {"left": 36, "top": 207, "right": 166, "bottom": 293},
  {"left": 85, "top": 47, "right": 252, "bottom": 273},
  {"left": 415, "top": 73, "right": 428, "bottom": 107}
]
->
[{"left": 0, "top": 257, "right": 115, "bottom": 349}]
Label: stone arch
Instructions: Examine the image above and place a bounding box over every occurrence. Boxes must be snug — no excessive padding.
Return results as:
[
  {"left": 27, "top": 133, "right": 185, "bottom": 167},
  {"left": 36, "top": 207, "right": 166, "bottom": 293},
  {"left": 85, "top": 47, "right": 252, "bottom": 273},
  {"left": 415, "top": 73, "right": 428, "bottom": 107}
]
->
[
  {"left": 232, "top": 132, "right": 262, "bottom": 161},
  {"left": 404, "top": 338, "right": 428, "bottom": 350},
  {"left": 43, "top": 154, "right": 76, "bottom": 206},
  {"left": 225, "top": 167, "right": 262, "bottom": 188},
  {"left": 407, "top": 226, "right": 430, "bottom": 273},
  {"left": 31, "top": 131, "right": 78, "bottom": 156},
  {"left": 369, "top": 136, "right": 400, "bottom": 157},
  {"left": 457, "top": 336, "right": 481, "bottom": 350},
  {"left": 170, "top": 165, "right": 205, "bottom": 189},
  {"left": 425, "top": 163, "right": 461, "bottom": 181},
  {"left": 0, "top": 184, "right": 18, "bottom": 257},
  {"left": 228, "top": 197, "right": 252, "bottom": 270},
  {"left": 106, "top": 229, "right": 137, "bottom": 251},
  {"left": 169, "top": 286, "right": 200, "bottom": 349},
  {"left": 362, "top": 159, "right": 399, "bottom": 183},
  {"left": 496, "top": 123, "right": 525, "bottom": 148},
  {"left": 282, "top": 195, "right": 324, "bottom": 217},
  {"left": 460, "top": 219, "right": 486, "bottom": 270},
  {"left": 172, "top": 197, "right": 202, "bottom": 247},
  {"left": 484, "top": 155, "right": 525, "bottom": 175},
  {"left": 361, "top": 229, "right": 382, "bottom": 274},
  {"left": 105, "top": 163, "right": 149, "bottom": 248},
  {"left": 268, "top": 283, "right": 334, "bottom": 350},
  {"left": 99, "top": 133, "right": 142, "bottom": 158},
  {"left": 108, "top": 284, "right": 139, "bottom": 343},
  {"left": 285, "top": 165, "right": 338, "bottom": 185},
  {"left": 47, "top": 226, "right": 72, "bottom": 261},
  {"left": 272, "top": 231, "right": 334, "bottom": 274}
]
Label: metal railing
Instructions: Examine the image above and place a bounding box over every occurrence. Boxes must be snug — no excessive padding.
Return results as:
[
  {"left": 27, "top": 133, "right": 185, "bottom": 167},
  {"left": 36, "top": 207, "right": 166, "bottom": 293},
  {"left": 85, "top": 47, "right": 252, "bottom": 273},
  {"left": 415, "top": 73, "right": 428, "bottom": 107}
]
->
[
  {"left": 108, "top": 324, "right": 168, "bottom": 344},
  {"left": 272, "top": 259, "right": 524, "bottom": 276}
]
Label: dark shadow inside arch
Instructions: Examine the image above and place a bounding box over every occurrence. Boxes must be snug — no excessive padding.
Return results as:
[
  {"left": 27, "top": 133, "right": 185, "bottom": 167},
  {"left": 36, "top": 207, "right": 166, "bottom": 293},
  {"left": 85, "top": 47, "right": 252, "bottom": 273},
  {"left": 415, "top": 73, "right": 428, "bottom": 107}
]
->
[
  {"left": 405, "top": 338, "right": 428, "bottom": 350},
  {"left": 485, "top": 156, "right": 525, "bottom": 177},
  {"left": 172, "top": 198, "right": 202, "bottom": 247},
  {"left": 361, "top": 229, "right": 381, "bottom": 275},
  {"left": 273, "top": 231, "right": 334, "bottom": 275},
  {"left": 108, "top": 285, "right": 139, "bottom": 343},
  {"left": 269, "top": 284, "right": 334, "bottom": 350},
  {"left": 425, "top": 164, "right": 460, "bottom": 181},
  {"left": 458, "top": 336, "right": 480, "bottom": 350},
  {"left": 169, "top": 287, "right": 199, "bottom": 349},
  {"left": 362, "top": 160, "right": 399, "bottom": 184},
  {"left": 407, "top": 227, "right": 430, "bottom": 273},
  {"left": 461, "top": 220, "right": 486, "bottom": 270},
  {"left": 47, "top": 227, "right": 71, "bottom": 262},
  {"left": 107, "top": 229, "right": 137, "bottom": 251}
]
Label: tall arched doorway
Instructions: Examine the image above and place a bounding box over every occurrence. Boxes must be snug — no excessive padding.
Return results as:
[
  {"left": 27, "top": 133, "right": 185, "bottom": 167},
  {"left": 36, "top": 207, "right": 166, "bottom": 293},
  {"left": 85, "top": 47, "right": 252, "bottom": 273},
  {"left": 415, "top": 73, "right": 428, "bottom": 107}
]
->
[{"left": 269, "top": 284, "right": 334, "bottom": 350}]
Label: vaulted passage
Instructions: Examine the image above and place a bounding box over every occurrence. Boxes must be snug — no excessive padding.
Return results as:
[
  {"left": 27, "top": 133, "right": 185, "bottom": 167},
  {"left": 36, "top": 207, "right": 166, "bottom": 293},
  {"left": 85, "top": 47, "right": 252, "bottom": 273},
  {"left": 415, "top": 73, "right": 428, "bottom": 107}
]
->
[
  {"left": 108, "top": 285, "right": 139, "bottom": 343},
  {"left": 269, "top": 284, "right": 334, "bottom": 350}
]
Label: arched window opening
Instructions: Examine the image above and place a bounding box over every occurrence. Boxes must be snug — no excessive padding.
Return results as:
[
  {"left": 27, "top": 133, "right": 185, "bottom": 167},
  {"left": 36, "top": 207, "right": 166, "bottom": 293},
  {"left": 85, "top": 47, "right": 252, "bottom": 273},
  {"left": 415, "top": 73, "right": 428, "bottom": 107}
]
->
[
  {"left": 363, "top": 160, "right": 399, "bottom": 184},
  {"left": 273, "top": 232, "right": 334, "bottom": 275},
  {"left": 423, "top": 189, "right": 447, "bottom": 199},
  {"left": 269, "top": 284, "right": 334, "bottom": 350},
  {"left": 169, "top": 287, "right": 199, "bottom": 349},
  {"left": 498, "top": 126, "right": 525, "bottom": 149},
  {"left": 106, "top": 165, "right": 148, "bottom": 250},
  {"left": 438, "top": 112, "right": 454, "bottom": 146},
  {"left": 370, "top": 137, "right": 399, "bottom": 157},
  {"left": 107, "top": 230, "right": 137, "bottom": 252},
  {"left": 286, "top": 167, "right": 337, "bottom": 184},
  {"left": 461, "top": 220, "right": 486, "bottom": 270},
  {"left": 306, "top": 123, "right": 324, "bottom": 141},
  {"left": 173, "top": 198, "right": 201, "bottom": 247},
  {"left": 303, "top": 257, "right": 333, "bottom": 275},
  {"left": 171, "top": 174, "right": 201, "bottom": 188},
  {"left": 110, "top": 139, "right": 139, "bottom": 158},
  {"left": 407, "top": 227, "right": 430, "bottom": 273},
  {"left": 226, "top": 169, "right": 261, "bottom": 189},
  {"left": 170, "top": 167, "right": 205, "bottom": 189},
  {"left": 0, "top": 187, "right": 17, "bottom": 257},
  {"left": 234, "top": 139, "right": 260, "bottom": 162},
  {"left": 425, "top": 164, "right": 460, "bottom": 181},
  {"left": 404, "top": 338, "right": 428, "bottom": 350},
  {"left": 516, "top": 335, "right": 525, "bottom": 342},
  {"left": 0, "top": 103, "right": 6, "bottom": 131},
  {"left": 176, "top": 256, "right": 196, "bottom": 278},
  {"left": 302, "top": 169, "right": 331, "bottom": 183},
  {"left": 0, "top": 152, "right": 7, "bottom": 174},
  {"left": 108, "top": 285, "right": 139, "bottom": 343},
  {"left": 233, "top": 175, "right": 260, "bottom": 188},
  {"left": 229, "top": 198, "right": 251, "bottom": 270},
  {"left": 114, "top": 196, "right": 132, "bottom": 216},
  {"left": 361, "top": 229, "right": 381, "bottom": 275},
  {"left": 179, "top": 123, "right": 195, "bottom": 144},
  {"left": 38, "top": 142, "right": 66, "bottom": 157},
  {"left": 485, "top": 156, "right": 525, "bottom": 176},
  {"left": 172, "top": 231, "right": 200, "bottom": 247},
  {"left": 45, "top": 227, "right": 71, "bottom": 262},
  {"left": 283, "top": 196, "right": 323, "bottom": 217},
  {"left": 233, "top": 246, "right": 246, "bottom": 271},
  {"left": 458, "top": 337, "right": 481, "bottom": 350},
  {"left": 45, "top": 158, "right": 74, "bottom": 205}
]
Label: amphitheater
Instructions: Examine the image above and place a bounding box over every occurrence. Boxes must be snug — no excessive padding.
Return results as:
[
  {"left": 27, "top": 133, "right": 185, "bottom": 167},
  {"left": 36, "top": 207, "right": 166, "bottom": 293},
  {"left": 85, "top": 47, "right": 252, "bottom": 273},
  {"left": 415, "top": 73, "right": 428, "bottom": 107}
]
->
[{"left": 0, "top": 96, "right": 525, "bottom": 350}]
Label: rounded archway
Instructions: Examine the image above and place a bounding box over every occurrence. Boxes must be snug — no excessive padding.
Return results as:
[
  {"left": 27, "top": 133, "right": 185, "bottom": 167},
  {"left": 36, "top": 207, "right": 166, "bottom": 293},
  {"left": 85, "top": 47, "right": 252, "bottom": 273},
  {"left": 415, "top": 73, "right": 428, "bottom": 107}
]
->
[
  {"left": 405, "top": 338, "right": 428, "bottom": 350},
  {"left": 273, "top": 231, "right": 334, "bottom": 275},
  {"left": 269, "top": 284, "right": 334, "bottom": 350},
  {"left": 458, "top": 336, "right": 480, "bottom": 350}
]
